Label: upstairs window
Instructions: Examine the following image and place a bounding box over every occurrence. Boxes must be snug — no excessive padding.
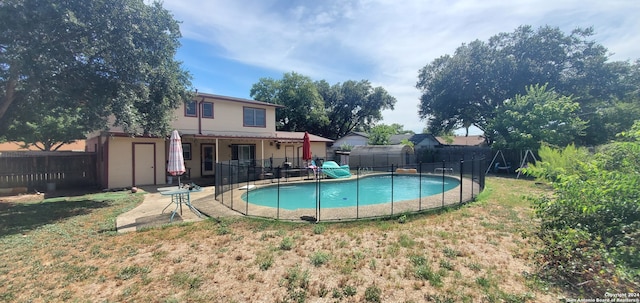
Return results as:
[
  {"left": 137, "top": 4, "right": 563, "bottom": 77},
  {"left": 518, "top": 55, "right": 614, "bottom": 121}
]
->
[
  {"left": 185, "top": 100, "right": 197, "bottom": 117},
  {"left": 202, "top": 102, "right": 214, "bottom": 118},
  {"left": 243, "top": 107, "right": 266, "bottom": 127}
]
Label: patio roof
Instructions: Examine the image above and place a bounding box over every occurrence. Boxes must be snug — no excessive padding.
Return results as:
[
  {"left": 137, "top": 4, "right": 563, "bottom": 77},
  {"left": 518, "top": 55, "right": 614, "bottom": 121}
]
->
[{"left": 184, "top": 131, "right": 333, "bottom": 143}]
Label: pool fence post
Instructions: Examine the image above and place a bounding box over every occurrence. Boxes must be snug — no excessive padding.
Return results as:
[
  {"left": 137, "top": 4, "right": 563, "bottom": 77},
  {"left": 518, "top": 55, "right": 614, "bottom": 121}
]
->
[
  {"left": 391, "top": 164, "right": 394, "bottom": 216},
  {"left": 317, "top": 174, "right": 321, "bottom": 222},
  {"left": 229, "top": 161, "right": 233, "bottom": 210},
  {"left": 356, "top": 166, "right": 360, "bottom": 219},
  {"left": 246, "top": 163, "right": 249, "bottom": 215},
  {"left": 460, "top": 158, "right": 464, "bottom": 205},
  {"left": 441, "top": 160, "right": 445, "bottom": 208},
  {"left": 418, "top": 162, "right": 422, "bottom": 211},
  {"left": 277, "top": 167, "right": 281, "bottom": 220},
  {"left": 471, "top": 156, "right": 475, "bottom": 200}
]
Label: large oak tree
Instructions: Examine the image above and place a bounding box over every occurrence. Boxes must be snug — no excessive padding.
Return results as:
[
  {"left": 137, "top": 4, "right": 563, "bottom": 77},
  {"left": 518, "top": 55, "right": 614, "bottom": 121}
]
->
[
  {"left": 315, "top": 79, "right": 396, "bottom": 140},
  {"left": 250, "top": 72, "right": 328, "bottom": 133},
  {"left": 416, "top": 25, "right": 638, "bottom": 146},
  {"left": 251, "top": 73, "right": 396, "bottom": 140},
  {"left": 0, "top": 0, "right": 192, "bottom": 150}
]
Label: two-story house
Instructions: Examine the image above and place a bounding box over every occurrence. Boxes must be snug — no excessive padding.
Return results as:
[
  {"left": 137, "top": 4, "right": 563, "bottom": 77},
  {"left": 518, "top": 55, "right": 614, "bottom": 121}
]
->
[{"left": 86, "top": 92, "right": 333, "bottom": 189}]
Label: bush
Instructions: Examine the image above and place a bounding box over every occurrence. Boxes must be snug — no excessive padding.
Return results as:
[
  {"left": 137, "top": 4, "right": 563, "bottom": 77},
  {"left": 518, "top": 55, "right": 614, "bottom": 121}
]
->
[
  {"left": 280, "top": 237, "right": 295, "bottom": 251},
  {"left": 364, "top": 285, "right": 382, "bottom": 303},
  {"left": 520, "top": 143, "right": 589, "bottom": 183},
  {"left": 534, "top": 227, "right": 618, "bottom": 294},
  {"left": 528, "top": 138, "right": 640, "bottom": 295},
  {"left": 309, "top": 251, "right": 330, "bottom": 267}
]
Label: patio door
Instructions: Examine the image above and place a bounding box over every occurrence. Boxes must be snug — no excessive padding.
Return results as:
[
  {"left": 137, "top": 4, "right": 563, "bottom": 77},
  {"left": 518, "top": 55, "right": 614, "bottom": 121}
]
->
[
  {"left": 285, "top": 145, "right": 294, "bottom": 165},
  {"left": 202, "top": 144, "right": 215, "bottom": 176}
]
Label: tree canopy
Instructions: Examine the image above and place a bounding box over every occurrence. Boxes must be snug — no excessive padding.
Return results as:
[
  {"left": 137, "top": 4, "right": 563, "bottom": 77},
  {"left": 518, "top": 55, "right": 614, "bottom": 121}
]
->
[
  {"left": 250, "top": 73, "right": 396, "bottom": 140},
  {"left": 0, "top": 0, "right": 192, "bottom": 150},
  {"left": 416, "top": 25, "right": 639, "bottom": 146},
  {"left": 488, "top": 84, "right": 587, "bottom": 150},
  {"left": 250, "top": 72, "right": 328, "bottom": 133},
  {"left": 315, "top": 79, "right": 396, "bottom": 140},
  {"left": 367, "top": 123, "right": 411, "bottom": 145}
]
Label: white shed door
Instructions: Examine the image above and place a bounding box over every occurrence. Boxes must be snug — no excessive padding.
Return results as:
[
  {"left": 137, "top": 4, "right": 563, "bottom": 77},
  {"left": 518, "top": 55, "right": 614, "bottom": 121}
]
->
[{"left": 134, "top": 144, "right": 155, "bottom": 186}]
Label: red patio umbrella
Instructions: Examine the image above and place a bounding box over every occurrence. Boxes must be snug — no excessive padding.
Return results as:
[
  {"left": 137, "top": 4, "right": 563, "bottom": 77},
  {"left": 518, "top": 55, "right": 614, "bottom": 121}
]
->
[
  {"left": 302, "top": 131, "right": 312, "bottom": 162},
  {"left": 167, "top": 130, "right": 186, "bottom": 185}
]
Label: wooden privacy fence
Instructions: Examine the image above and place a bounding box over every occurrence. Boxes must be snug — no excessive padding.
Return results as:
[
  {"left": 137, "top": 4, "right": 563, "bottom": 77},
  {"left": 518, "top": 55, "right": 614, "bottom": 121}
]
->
[{"left": 0, "top": 152, "right": 97, "bottom": 190}]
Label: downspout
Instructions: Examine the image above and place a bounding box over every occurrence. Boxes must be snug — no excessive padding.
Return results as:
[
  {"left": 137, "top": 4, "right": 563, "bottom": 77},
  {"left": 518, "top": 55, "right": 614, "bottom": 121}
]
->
[{"left": 198, "top": 97, "right": 204, "bottom": 135}]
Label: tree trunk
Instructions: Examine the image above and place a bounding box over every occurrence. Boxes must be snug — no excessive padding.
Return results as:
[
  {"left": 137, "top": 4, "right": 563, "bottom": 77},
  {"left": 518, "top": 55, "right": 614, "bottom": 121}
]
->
[{"left": 0, "top": 66, "right": 19, "bottom": 121}]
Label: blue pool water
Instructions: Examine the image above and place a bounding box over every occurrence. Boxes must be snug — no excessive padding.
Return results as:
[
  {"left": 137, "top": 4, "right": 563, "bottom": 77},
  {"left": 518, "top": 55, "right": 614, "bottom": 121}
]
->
[{"left": 241, "top": 174, "right": 460, "bottom": 210}]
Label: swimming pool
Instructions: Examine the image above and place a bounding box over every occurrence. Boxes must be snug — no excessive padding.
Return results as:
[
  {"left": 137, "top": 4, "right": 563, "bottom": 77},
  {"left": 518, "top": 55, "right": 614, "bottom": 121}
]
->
[{"left": 241, "top": 174, "right": 460, "bottom": 210}]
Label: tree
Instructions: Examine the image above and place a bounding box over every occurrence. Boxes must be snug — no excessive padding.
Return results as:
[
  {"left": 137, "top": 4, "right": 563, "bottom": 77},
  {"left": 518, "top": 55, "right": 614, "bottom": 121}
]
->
[
  {"left": 316, "top": 80, "right": 396, "bottom": 139},
  {"left": 487, "top": 84, "right": 587, "bottom": 150},
  {"left": 368, "top": 125, "right": 396, "bottom": 145},
  {"left": 366, "top": 123, "right": 412, "bottom": 145},
  {"left": 0, "top": 0, "right": 192, "bottom": 149},
  {"left": 250, "top": 72, "right": 328, "bottom": 133},
  {"left": 251, "top": 73, "right": 397, "bottom": 139},
  {"left": 6, "top": 97, "right": 87, "bottom": 151},
  {"left": 416, "top": 25, "right": 635, "bottom": 145},
  {"left": 417, "top": 40, "right": 496, "bottom": 135}
]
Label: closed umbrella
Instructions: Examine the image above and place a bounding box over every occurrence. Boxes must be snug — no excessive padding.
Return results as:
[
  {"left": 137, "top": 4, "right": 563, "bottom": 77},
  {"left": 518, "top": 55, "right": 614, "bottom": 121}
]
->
[
  {"left": 167, "top": 130, "right": 186, "bottom": 186},
  {"left": 302, "top": 132, "right": 312, "bottom": 162}
]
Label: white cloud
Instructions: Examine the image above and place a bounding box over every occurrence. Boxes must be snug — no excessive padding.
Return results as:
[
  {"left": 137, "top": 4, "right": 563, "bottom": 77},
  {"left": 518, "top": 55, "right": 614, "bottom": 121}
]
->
[{"left": 163, "top": 0, "right": 640, "bottom": 133}]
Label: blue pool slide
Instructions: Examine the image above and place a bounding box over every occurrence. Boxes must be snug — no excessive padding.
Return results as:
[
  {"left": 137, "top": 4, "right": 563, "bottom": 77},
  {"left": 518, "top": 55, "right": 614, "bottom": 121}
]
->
[{"left": 321, "top": 161, "right": 352, "bottom": 179}]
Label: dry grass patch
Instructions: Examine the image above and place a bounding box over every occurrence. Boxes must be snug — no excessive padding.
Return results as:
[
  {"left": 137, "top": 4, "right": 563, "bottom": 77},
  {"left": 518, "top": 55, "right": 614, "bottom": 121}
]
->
[{"left": 0, "top": 177, "right": 565, "bottom": 302}]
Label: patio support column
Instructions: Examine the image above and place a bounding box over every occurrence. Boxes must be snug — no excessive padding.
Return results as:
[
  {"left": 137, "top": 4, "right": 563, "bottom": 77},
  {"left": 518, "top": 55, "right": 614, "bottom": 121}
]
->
[
  {"left": 261, "top": 140, "right": 264, "bottom": 165},
  {"left": 215, "top": 138, "right": 219, "bottom": 164}
]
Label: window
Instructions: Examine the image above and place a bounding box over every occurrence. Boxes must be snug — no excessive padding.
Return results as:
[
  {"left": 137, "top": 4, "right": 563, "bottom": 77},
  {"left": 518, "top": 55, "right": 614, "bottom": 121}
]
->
[
  {"left": 243, "top": 107, "right": 266, "bottom": 127},
  {"left": 202, "top": 102, "right": 214, "bottom": 118},
  {"left": 182, "top": 143, "right": 192, "bottom": 160},
  {"left": 185, "top": 100, "right": 197, "bottom": 117},
  {"left": 231, "top": 144, "right": 255, "bottom": 166}
]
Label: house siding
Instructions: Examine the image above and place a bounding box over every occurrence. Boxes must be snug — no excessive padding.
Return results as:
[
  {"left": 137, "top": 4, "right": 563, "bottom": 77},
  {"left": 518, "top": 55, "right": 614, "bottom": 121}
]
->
[{"left": 88, "top": 92, "right": 333, "bottom": 189}]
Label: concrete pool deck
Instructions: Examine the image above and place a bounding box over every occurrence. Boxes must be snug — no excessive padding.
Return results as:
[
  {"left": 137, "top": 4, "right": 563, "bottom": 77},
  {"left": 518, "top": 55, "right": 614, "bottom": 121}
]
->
[
  {"left": 215, "top": 173, "right": 480, "bottom": 221},
  {"left": 115, "top": 173, "right": 480, "bottom": 231}
]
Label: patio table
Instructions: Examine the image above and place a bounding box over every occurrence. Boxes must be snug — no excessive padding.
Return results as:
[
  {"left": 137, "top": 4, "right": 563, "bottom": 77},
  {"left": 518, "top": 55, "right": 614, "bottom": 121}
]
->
[{"left": 159, "top": 187, "right": 203, "bottom": 222}]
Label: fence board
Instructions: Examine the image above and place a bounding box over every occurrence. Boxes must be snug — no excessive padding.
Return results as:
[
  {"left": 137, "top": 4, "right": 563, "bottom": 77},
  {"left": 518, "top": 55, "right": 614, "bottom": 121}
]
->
[{"left": 0, "top": 152, "right": 97, "bottom": 190}]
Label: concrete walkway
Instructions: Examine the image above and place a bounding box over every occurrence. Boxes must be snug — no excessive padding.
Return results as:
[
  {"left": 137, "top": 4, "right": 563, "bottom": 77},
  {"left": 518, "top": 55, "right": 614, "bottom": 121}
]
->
[{"left": 115, "top": 185, "right": 240, "bottom": 233}]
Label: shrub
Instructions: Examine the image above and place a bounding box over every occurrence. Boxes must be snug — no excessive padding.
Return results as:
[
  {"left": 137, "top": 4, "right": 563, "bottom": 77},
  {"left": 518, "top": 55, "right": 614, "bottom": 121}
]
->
[
  {"left": 520, "top": 143, "right": 589, "bottom": 183},
  {"left": 280, "top": 237, "right": 295, "bottom": 251},
  {"left": 364, "top": 284, "right": 382, "bottom": 303},
  {"left": 309, "top": 251, "right": 330, "bottom": 267},
  {"left": 257, "top": 252, "right": 274, "bottom": 271},
  {"left": 279, "top": 266, "right": 310, "bottom": 303},
  {"left": 312, "top": 224, "right": 326, "bottom": 235},
  {"left": 342, "top": 285, "right": 356, "bottom": 297},
  {"left": 527, "top": 138, "right": 640, "bottom": 295}
]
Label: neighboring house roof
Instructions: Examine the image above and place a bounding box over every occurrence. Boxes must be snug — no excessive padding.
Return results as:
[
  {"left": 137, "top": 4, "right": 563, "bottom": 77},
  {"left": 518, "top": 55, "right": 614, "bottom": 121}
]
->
[
  {"left": 198, "top": 92, "right": 285, "bottom": 108},
  {"left": 0, "top": 141, "right": 86, "bottom": 151},
  {"left": 390, "top": 133, "right": 441, "bottom": 147},
  {"left": 389, "top": 134, "right": 412, "bottom": 144},
  {"left": 350, "top": 131, "right": 369, "bottom": 138},
  {"left": 350, "top": 145, "right": 414, "bottom": 154},
  {"left": 332, "top": 131, "right": 369, "bottom": 147},
  {"left": 436, "top": 135, "right": 487, "bottom": 146}
]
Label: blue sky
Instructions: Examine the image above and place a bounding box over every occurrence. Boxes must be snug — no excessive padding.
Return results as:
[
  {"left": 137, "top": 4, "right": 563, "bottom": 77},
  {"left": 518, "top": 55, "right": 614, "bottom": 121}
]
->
[{"left": 161, "top": 0, "right": 640, "bottom": 135}]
